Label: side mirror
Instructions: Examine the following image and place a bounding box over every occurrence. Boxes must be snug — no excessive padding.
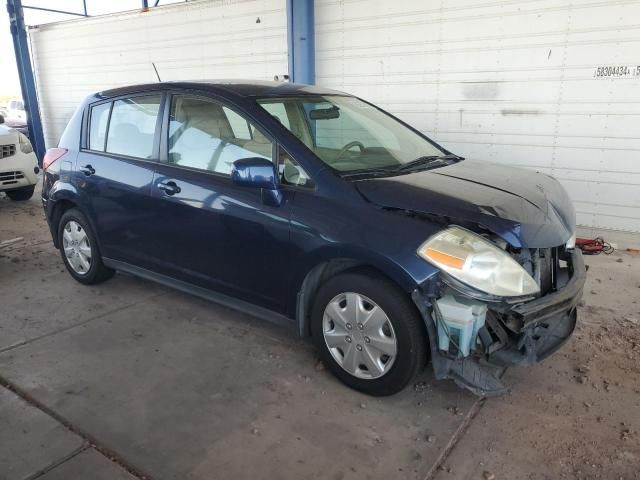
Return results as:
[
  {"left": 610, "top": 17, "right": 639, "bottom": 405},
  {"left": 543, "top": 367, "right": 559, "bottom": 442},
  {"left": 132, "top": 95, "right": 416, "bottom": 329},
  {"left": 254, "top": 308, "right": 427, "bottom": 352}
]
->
[
  {"left": 231, "top": 157, "right": 282, "bottom": 206},
  {"left": 0, "top": 114, "right": 4, "bottom": 124},
  {"left": 231, "top": 157, "right": 277, "bottom": 190}
]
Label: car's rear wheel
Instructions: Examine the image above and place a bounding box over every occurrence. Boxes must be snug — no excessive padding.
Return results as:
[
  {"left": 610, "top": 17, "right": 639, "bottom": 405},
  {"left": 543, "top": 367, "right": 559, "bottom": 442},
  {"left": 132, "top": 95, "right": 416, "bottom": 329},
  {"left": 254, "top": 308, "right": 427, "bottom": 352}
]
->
[
  {"left": 58, "top": 208, "right": 114, "bottom": 285},
  {"left": 6, "top": 185, "right": 35, "bottom": 201},
  {"left": 311, "top": 270, "right": 427, "bottom": 396}
]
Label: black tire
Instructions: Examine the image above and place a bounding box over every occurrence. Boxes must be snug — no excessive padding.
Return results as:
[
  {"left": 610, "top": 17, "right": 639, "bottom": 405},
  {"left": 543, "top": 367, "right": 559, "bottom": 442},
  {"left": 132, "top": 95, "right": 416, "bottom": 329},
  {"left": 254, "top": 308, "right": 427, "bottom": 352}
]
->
[
  {"left": 6, "top": 185, "right": 35, "bottom": 201},
  {"left": 310, "top": 270, "right": 428, "bottom": 396},
  {"left": 57, "top": 208, "right": 114, "bottom": 285}
]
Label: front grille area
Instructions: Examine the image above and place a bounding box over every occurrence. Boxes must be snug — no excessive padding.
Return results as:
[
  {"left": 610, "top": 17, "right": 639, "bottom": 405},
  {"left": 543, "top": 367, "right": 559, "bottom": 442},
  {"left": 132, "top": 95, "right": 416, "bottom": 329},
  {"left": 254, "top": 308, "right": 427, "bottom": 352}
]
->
[
  {"left": 534, "top": 247, "right": 555, "bottom": 294},
  {"left": 0, "top": 144, "right": 16, "bottom": 159},
  {"left": 511, "top": 246, "right": 559, "bottom": 295},
  {"left": 0, "top": 171, "right": 24, "bottom": 186}
]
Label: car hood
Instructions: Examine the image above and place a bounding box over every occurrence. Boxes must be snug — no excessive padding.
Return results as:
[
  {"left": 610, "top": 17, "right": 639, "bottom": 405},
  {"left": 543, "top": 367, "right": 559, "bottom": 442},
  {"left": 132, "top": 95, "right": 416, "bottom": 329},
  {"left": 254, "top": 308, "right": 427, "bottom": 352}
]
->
[
  {"left": 353, "top": 159, "right": 575, "bottom": 248},
  {"left": 0, "top": 124, "right": 19, "bottom": 144}
]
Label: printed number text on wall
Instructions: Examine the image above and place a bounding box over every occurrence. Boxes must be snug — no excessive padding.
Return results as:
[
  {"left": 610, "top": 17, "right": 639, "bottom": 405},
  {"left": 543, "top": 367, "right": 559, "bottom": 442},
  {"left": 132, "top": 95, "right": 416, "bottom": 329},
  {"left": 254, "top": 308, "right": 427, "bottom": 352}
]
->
[{"left": 593, "top": 65, "right": 640, "bottom": 78}]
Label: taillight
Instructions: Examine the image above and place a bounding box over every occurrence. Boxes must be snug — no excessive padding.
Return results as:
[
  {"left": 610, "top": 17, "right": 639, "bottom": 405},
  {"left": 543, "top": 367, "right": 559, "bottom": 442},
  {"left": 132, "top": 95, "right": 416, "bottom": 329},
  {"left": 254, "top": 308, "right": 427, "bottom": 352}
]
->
[{"left": 43, "top": 148, "right": 68, "bottom": 171}]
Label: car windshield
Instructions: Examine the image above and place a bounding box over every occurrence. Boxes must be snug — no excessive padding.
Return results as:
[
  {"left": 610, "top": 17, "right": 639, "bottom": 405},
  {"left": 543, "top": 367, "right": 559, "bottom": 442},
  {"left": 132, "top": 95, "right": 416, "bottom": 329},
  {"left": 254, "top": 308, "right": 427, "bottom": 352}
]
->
[{"left": 256, "top": 95, "right": 448, "bottom": 173}]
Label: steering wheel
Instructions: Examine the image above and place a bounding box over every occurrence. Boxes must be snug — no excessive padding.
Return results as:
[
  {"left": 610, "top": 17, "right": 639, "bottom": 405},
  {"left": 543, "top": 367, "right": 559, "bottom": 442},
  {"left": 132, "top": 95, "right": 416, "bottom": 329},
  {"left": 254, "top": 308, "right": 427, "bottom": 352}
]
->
[{"left": 335, "top": 141, "right": 365, "bottom": 162}]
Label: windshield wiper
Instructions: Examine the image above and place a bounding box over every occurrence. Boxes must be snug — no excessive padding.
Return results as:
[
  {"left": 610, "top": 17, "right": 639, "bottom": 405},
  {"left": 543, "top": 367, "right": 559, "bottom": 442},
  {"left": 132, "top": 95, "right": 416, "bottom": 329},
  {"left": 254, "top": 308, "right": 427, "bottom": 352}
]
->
[
  {"left": 339, "top": 154, "right": 463, "bottom": 179},
  {"left": 340, "top": 167, "right": 398, "bottom": 179},
  {"left": 394, "top": 154, "right": 462, "bottom": 172}
]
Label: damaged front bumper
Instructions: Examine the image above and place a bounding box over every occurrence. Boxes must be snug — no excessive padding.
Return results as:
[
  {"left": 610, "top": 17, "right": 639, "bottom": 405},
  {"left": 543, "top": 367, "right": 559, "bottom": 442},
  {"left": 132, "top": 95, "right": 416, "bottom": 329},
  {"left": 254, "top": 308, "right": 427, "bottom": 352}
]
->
[
  {"left": 412, "top": 248, "right": 587, "bottom": 396},
  {"left": 487, "top": 248, "right": 586, "bottom": 367}
]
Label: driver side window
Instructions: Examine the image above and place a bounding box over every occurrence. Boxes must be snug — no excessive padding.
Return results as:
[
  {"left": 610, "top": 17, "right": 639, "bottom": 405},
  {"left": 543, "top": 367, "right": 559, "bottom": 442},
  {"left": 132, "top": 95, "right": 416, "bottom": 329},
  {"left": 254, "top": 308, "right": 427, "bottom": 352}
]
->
[{"left": 168, "top": 95, "right": 273, "bottom": 175}]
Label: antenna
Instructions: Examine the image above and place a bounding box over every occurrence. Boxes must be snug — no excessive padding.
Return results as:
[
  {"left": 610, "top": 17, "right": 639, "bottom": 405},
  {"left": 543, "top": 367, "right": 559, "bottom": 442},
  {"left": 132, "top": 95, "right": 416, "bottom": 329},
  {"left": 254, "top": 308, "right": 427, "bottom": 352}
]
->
[{"left": 152, "top": 62, "right": 162, "bottom": 82}]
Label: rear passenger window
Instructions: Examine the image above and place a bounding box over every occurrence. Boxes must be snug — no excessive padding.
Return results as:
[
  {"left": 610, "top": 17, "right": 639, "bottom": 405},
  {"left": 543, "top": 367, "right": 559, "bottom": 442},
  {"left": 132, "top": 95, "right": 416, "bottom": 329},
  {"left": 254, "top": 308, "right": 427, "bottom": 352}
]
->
[
  {"left": 168, "top": 95, "right": 273, "bottom": 176},
  {"left": 88, "top": 103, "right": 111, "bottom": 151},
  {"left": 105, "top": 95, "right": 161, "bottom": 159}
]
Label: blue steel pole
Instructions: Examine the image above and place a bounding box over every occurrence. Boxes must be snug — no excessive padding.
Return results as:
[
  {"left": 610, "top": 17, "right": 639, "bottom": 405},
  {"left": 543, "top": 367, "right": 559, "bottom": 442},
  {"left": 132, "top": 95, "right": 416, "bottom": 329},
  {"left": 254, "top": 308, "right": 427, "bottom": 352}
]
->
[
  {"left": 286, "top": 0, "right": 315, "bottom": 84},
  {"left": 6, "top": 0, "right": 46, "bottom": 164},
  {"left": 21, "top": 6, "right": 87, "bottom": 16}
]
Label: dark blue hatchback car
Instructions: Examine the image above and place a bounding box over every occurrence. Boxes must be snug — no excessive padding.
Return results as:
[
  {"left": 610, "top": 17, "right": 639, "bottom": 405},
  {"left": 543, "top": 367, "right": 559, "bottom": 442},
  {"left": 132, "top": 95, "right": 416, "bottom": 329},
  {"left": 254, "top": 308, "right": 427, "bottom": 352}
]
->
[{"left": 42, "top": 81, "right": 586, "bottom": 396}]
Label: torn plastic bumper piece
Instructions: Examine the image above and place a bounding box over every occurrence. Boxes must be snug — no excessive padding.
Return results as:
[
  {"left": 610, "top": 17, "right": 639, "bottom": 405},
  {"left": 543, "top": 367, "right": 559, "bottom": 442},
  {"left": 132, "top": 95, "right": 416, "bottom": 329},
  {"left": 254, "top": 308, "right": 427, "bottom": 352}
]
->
[
  {"left": 411, "top": 289, "right": 508, "bottom": 397},
  {"left": 449, "top": 358, "right": 507, "bottom": 397},
  {"left": 488, "top": 308, "right": 577, "bottom": 367}
]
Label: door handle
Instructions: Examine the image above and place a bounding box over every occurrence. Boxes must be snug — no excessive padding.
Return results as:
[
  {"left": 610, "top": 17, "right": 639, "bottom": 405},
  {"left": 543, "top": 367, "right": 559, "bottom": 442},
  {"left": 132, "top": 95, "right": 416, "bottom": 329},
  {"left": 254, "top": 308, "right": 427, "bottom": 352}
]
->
[
  {"left": 157, "top": 180, "right": 181, "bottom": 196},
  {"left": 79, "top": 164, "right": 95, "bottom": 176}
]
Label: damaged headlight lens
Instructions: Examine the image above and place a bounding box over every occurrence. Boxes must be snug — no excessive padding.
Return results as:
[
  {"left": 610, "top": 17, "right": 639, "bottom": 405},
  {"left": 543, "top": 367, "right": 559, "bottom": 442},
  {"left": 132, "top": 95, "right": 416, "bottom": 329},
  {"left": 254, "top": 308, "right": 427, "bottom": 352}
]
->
[{"left": 418, "top": 227, "right": 540, "bottom": 297}]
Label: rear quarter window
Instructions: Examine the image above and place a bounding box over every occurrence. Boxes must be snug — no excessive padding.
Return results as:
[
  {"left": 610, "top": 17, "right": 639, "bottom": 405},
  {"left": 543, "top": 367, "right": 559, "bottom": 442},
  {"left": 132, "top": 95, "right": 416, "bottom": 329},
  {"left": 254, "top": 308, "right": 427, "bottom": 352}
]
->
[{"left": 88, "top": 102, "right": 111, "bottom": 151}]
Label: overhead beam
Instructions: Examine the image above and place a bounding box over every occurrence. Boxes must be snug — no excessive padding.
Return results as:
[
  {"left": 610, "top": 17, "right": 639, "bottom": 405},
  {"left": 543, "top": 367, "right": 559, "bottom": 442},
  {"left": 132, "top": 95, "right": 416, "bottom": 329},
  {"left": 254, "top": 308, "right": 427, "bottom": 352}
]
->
[
  {"left": 286, "top": 0, "right": 315, "bottom": 84},
  {"left": 21, "top": 5, "right": 88, "bottom": 17},
  {"left": 6, "top": 0, "right": 46, "bottom": 164}
]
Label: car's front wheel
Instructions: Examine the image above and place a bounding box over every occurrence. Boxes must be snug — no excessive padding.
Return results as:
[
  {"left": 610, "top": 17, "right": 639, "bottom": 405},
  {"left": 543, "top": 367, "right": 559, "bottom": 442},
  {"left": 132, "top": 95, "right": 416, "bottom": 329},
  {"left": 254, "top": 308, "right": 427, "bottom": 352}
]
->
[
  {"left": 6, "top": 185, "right": 35, "bottom": 201},
  {"left": 58, "top": 208, "right": 114, "bottom": 285},
  {"left": 311, "top": 270, "right": 428, "bottom": 396}
]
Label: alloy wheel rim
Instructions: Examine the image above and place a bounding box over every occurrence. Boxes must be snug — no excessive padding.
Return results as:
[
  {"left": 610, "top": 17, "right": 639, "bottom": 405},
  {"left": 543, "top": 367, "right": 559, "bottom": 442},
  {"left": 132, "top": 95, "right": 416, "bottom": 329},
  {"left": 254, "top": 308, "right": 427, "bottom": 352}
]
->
[
  {"left": 62, "top": 220, "right": 92, "bottom": 275},
  {"left": 322, "top": 292, "right": 397, "bottom": 379}
]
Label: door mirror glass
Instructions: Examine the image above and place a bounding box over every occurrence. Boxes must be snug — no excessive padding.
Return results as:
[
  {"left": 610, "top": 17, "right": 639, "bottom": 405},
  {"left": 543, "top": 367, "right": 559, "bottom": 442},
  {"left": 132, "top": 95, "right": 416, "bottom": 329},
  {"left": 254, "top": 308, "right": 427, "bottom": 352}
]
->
[
  {"left": 231, "top": 157, "right": 277, "bottom": 190},
  {"left": 0, "top": 114, "right": 4, "bottom": 124}
]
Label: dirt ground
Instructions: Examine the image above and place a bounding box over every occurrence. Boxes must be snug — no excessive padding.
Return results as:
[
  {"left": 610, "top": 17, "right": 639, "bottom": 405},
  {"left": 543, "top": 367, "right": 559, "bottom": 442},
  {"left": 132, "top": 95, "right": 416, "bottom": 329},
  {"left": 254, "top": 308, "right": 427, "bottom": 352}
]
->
[
  {"left": 1, "top": 186, "right": 639, "bottom": 480},
  {"left": 436, "top": 251, "right": 640, "bottom": 480}
]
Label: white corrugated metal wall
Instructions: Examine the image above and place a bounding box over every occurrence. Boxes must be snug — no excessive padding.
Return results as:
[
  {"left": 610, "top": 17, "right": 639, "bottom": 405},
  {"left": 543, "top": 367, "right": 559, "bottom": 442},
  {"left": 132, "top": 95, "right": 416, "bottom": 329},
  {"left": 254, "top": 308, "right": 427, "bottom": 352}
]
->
[
  {"left": 315, "top": 0, "right": 640, "bottom": 235},
  {"left": 29, "top": 0, "right": 640, "bottom": 236},
  {"left": 29, "top": 0, "right": 287, "bottom": 148}
]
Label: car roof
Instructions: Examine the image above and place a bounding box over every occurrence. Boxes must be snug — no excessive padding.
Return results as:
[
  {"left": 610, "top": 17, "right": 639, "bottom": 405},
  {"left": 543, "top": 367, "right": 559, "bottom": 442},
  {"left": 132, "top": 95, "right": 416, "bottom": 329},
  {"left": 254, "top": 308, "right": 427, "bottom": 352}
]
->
[{"left": 98, "top": 80, "right": 348, "bottom": 100}]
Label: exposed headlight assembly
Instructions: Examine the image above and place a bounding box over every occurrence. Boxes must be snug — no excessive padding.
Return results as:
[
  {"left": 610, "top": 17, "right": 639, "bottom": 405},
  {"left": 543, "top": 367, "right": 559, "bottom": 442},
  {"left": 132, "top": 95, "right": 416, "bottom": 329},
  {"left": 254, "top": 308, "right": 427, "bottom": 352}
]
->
[
  {"left": 18, "top": 133, "right": 33, "bottom": 154},
  {"left": 418, "top": 227, "right": 540, "bottom": 298}
]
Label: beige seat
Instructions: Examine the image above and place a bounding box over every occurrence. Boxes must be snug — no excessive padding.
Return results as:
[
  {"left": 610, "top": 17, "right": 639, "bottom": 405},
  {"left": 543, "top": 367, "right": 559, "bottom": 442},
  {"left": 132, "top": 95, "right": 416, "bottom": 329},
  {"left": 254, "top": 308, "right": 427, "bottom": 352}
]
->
[
  {"left": 177, "top": 99, "right": 235, "bottom": 140},
  {"left": 242, "top": 128, "right": 272, "bottom": 158}
]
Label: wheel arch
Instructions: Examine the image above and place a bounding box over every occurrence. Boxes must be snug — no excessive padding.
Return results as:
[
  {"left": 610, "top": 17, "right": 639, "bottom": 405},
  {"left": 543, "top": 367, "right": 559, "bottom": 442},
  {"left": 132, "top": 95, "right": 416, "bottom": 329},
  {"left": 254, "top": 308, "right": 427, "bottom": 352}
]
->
[
  {"left": 293, "top": 248, "right": 419, "bottom": 337},
  {"left": 47, "top": 183, "right": 96, "bottom": 250},
  {"left": 49, "top": 198, "right": 78, "bottom": 249}
]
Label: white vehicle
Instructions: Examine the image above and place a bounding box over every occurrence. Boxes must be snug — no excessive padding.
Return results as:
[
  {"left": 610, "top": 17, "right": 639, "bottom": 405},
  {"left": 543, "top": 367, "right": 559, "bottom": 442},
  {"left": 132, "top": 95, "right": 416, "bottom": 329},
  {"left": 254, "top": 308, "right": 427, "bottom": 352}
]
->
[
  {"left": 0, "top": 114, "right": 39, "bottom": 201},
  {"left": 3, "top": 98, "right": 27, "bottom": 124}
]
